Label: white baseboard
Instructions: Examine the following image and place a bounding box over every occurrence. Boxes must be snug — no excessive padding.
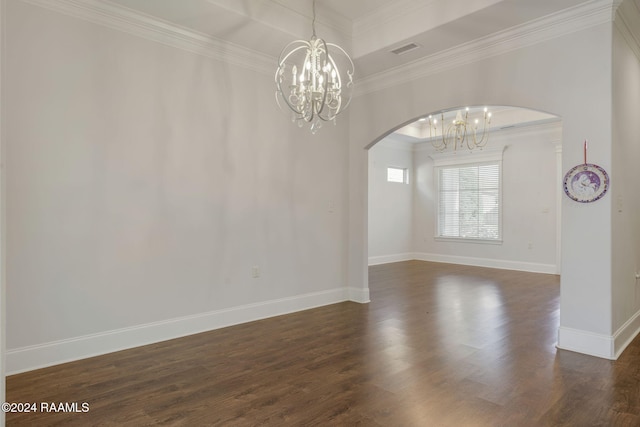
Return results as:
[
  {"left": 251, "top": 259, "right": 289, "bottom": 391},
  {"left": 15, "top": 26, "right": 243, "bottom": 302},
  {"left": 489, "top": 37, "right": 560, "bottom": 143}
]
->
[
  {"left": 557, "top": 311, "right": 640, "bottom": 360},
  {"left": 557, "top": 327, "right": 615, "bottom": 359},
  {"left": 613, "top": 309, "right": 640, "bottom": 359},
  {"left": 414, "top": 252, "right": 557, "bottom": 274},
  {"left": 348, "top": 286, "right": 370, "bottom": 303},
  {"left": 368, "top": 253, "right": 414, "bottom": 266},
  {"left": 6, "top": 287, "right": 353, "bottom": 375},
  {"left": 368, "top": 252, "right": 557, "bottom": 274}
]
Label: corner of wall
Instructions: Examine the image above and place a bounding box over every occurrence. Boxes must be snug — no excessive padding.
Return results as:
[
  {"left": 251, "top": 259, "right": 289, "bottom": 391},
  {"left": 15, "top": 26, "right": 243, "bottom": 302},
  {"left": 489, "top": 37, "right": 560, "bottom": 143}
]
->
[
  {"left": 348, "top": 286, "right": 370, "bottom": 303},
  {"left": 557, "top": 312, "right": 640, "bottom": 360},
  {"left": 613, "top": 308, "right": 640, "bottom": 358},
  {"left": 557, "top": 327, "right": 616, "bottom": 359}
]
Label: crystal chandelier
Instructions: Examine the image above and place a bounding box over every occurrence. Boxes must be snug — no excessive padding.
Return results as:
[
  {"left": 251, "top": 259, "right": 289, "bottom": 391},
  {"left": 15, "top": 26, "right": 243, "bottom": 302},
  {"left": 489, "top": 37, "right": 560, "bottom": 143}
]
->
[
  {"left": 275, "top": 0, "right": 354, "bottom": 134},
  {"left": 426, "top": 107, "right": 493, "bottom": 152}
]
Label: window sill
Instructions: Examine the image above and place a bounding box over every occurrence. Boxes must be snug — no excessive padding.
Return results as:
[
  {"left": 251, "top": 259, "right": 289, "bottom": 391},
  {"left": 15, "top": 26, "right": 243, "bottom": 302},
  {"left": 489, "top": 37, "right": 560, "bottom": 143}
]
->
[{"left": 434, "top": 237, "right": 503, "bottom": 245}]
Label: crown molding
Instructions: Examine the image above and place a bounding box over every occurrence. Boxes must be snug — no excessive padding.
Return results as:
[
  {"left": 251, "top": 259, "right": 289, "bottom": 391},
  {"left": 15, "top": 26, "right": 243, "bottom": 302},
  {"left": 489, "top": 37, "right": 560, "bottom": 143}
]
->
[
  {"left": 17, "top": 0, "right": 626, "bottom": 93},
  {"left": 19, "top": 0, "right": 277, "bottom": 76},
  {"left": 615, "top": 0, "right": 640, "bottom": 62},
  {"left": 356, "top": 0, "right": 618, "bottom": 97}
]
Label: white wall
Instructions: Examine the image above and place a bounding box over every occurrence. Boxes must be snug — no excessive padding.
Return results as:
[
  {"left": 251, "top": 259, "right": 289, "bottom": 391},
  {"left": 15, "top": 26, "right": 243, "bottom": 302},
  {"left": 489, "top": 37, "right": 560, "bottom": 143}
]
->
[
  {"left": 611, "top": 2, "right": 640, "bottom": 354},
  {"left": 349, "top": 22, "right": 617, "bottom": 358},
  {"left": 368, "top": 139, "right": 413, "bottom": 263},
  {"left": 5, "top": 0, "right": 352, "bottom": 373},
  {"left": 412, "top": 123, "right": 561, "bottom": 273}
]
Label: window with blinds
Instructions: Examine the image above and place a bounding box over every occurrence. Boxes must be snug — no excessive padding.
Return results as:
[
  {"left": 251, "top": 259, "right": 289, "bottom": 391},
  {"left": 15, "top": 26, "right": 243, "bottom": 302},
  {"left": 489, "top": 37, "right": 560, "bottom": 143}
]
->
[{"left": 437, "top": 162, "right": 501, "bottom": 241}]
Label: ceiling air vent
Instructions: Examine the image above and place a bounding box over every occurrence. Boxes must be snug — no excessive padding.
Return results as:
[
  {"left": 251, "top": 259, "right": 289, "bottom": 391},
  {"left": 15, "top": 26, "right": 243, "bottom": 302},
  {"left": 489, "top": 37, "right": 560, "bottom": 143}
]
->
[{"left": 390, "top": 43, "right": 420, "bottom": 55}]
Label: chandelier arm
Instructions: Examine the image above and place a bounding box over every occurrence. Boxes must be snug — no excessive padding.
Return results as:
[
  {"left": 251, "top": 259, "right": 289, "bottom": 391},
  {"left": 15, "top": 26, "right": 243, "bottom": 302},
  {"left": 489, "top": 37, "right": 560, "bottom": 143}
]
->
[
  {"left": 301, "top": 46, "right": 315, "bottom": 122},
  {"left": 430, "top": 117, "right": 445, "bottom": 151},
  {"left": 468, "top": 119, "right": 477, "bottom": 149},
  {"left": 275, "top": 42, "right": 311, "bottom": 115},
  {"left": 467, "top": 125, "right": 476, "bottom": 150},
  {"left": 475, "top": 126, "right": 489, "bottom": 148},
  {"left": 276, "top": 40, "right": 311, "bottom": 67},
  {"left": 463, "top": 110, "right": 470, "bottom": 149},
  {"left": 440, "top": 113, "right": 448, "bottom": 149},
  {"left": 470, "top": 124, "right": 479, "bottom": 149},
  {"left": 318, "top": 53, "right": 339, "bottom": 120},
  {"left": 313, "top": 38, "right": 330, "bottom": 119},
  {"left": 446, "top": 124, "right": 457, "bottom": 153},
  {"left": 326, "top": 43, "right": 354, "bottom": 114},
  {"left": 469, "top": 113, "right": 489, "bottom": 148},
  {"left": 477, "top": 113, "right": 491, "bottom": 147},
  {"left": 462, "top": 124, "right": 469, "bottom": 151},
  {"left": 428, "top": 118, "right": 439, "bottom": 150}
]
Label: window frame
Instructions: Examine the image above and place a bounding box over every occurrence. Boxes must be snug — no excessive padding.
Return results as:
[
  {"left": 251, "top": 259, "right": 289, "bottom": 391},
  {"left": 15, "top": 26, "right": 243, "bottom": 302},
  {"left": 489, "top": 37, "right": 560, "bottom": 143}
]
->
[
  {"left": 387, "top": 166, "right": 409, "bottom": 184},
  {"left": 432, "top": 150, "right": 503, "bottom": 244}
]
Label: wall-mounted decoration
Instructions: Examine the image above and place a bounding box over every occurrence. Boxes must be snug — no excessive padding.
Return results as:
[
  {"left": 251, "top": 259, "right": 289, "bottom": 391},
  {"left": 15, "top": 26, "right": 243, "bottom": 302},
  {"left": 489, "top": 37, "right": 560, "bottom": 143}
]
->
[{"left": 563, "top": 140, "right": 609, "bottom": 203}]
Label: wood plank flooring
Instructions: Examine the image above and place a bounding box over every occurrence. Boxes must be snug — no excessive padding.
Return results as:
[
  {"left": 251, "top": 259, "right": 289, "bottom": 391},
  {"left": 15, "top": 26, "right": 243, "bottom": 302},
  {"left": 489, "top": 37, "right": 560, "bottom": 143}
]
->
[{"left": 6, "top": 261, "right": 640, "bottom": 426}]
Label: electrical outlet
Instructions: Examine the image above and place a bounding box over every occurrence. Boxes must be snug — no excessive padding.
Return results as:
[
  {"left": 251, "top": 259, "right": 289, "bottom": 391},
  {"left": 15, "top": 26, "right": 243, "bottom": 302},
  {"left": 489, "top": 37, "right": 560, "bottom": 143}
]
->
[{"left": 252, "top": 266, "right": 260, "bottom": 278}]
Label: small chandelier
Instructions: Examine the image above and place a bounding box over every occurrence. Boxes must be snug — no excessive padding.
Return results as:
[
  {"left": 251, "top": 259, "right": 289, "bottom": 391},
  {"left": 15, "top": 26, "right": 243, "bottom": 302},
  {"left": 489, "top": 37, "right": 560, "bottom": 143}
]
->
[
  {"left": 275, "top": 0, "right": 354, "bottom": 134},
  {"left": 426, "top": 107, "right": 493, "bottom": 152}
]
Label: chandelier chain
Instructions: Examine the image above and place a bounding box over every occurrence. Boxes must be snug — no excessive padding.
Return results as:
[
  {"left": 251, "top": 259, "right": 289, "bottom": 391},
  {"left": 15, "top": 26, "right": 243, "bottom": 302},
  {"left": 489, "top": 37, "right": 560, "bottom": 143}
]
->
[{"left": 312, "top": 0, "right": 317, "bottom": 37}]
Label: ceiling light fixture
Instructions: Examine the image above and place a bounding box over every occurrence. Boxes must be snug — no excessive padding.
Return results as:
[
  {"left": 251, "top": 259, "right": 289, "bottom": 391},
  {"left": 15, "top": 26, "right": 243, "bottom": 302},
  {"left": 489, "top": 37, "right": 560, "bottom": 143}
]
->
[
  {"left": 275, "top": 0, "right": 354, "bottom": 134},
  {"left": 426, "top": 107, "right": 493, "bottom": 152}
]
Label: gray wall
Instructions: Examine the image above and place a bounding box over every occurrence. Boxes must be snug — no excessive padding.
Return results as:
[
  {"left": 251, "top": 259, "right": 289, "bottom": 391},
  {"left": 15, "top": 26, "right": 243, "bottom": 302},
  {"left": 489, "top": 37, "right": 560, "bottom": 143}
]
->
[{"left": 5, "top": 0, "right": 352, "bottom": 373}]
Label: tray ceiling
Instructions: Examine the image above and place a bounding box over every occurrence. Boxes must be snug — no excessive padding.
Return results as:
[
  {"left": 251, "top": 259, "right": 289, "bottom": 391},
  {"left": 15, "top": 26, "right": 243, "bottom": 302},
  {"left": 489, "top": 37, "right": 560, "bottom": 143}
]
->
[{"left": 104, "top": 0, "right": 607, "bottom": 77}]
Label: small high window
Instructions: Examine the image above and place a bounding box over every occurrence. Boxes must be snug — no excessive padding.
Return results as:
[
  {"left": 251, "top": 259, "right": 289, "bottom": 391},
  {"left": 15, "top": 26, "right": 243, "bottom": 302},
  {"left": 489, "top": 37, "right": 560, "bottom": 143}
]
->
[{"left": 387, "top": 167, "right": 408, "bottom": 184}]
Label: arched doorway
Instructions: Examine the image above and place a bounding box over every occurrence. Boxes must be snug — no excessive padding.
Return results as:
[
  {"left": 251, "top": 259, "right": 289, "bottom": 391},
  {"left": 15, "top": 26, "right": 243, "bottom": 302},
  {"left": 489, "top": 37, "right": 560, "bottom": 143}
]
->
[{"left": 366, "top": 105, "right": 562, "bottom": 275}]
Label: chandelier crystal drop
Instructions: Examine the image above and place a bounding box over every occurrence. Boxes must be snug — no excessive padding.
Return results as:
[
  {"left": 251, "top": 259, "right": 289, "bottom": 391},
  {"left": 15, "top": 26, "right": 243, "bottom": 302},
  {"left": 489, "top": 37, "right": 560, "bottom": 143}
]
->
[
  {"left": 427, "top": 107, "right": 493, "bottom": 152},
  {"left": 275, "top": 0, "right": 354, "bottom": 134}
]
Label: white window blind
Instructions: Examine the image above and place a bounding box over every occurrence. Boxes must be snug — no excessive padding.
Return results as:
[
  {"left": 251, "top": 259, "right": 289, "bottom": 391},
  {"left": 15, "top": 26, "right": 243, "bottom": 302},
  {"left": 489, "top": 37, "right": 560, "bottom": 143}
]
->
[{"left": 437, "top": 162, "right": 501, "bottom": 241}]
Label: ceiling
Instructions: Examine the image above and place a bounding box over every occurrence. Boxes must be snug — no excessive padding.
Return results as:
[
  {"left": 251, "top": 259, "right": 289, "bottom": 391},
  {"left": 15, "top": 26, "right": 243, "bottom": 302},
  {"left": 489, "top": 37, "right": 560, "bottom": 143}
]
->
[
  {"left": 101, "top": 0, "right": 634, "bottom": 139},
  {"left": 107, "top": 0, "right": 601, "bottom": 78}
]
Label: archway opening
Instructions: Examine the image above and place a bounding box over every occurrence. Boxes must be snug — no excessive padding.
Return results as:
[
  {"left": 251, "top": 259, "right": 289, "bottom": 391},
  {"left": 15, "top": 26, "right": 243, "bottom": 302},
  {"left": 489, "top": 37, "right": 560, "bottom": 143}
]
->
[{"left": 366, "top": 105, "right": 562, "bottom": 276}]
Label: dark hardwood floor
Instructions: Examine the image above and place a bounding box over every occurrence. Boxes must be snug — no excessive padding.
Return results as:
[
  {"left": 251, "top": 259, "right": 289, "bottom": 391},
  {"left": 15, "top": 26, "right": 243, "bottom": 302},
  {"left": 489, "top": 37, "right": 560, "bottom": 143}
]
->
[{"left": 6, "top": 261, "right": 640, "bottom": 426}]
